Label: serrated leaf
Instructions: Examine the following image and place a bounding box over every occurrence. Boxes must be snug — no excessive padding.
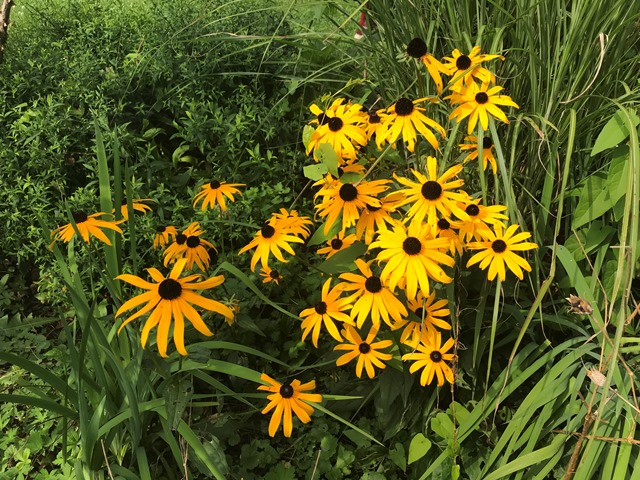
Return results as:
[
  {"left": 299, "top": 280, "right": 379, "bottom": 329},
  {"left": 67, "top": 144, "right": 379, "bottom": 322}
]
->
[
  {"left": 303, "top": 163, "right": 328, "bottom": 181},
  {"left": 316, "top": 143, "right": 339, "bottom": 177},
  {"left": 591, "top": 109, "right": 640, "bottom": 156},
  {"left": 408, "top": 433, "right": 432, "bottom": 464}
]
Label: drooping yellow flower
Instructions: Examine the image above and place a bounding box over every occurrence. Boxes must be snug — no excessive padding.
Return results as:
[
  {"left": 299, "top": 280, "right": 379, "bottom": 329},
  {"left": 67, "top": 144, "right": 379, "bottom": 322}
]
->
[
  {"left": 369, "top": 221, "right": 454, "bottom": 300},
  {"left": 406, "top": 37, "right": 448, "bottom": 95},
  {"left": 116, "top": 198, "right": 153, "bottom": 220},
  {"left": 50, "top": 211, "right": 123, "bottom": 249},
  {"left": 260, "top": 265, "right": 283, "bottom": 285},
  {"left": 269, "top": 208, "right": 313, "bottom": 239},
  {"left": 435, "top": 217, "right": 463, "bottom": 256},
  {"left": 446, "top": 82, "right": 519, "bottom": 134},
  {"left": 258, "top": 373, "right": 322, "bottom": 437},
  {"left": 115, "top": 258, "right": 234, "bottom": 357},
  {"left": 193, "top": 180, "right": 244, "bottom": 212},
  {"left": 459, "top": 135, "right": 497, "bottom": 174},
  {"left": 466, "top": 224, "right": 538, "bottom": 281},
  {"left": 239, "top": 220, "right": 305, "bottom": 272},
  {"left": 441, "top": 46, "right": 503, "bottom": 91},
  {"left": 456, "top": 200, "right": 508, "bottom": 243},
  {"left": 393, "top": 156, "right": 470, "bottom": 226},
  {"left": 355, "top": 191, "right": 402, "bottom": 245},
  {"left": 363, "top": 109, "right": 385, "bottom": 143},
  {"left": 153, "top": 225, "right": 177, "bottom": 250},
  {"left": 393, "top": 292, "right": 451, "bottom": 347},
  {"left": 402, "top": 330, "right": 456, "bottom": 386},
  {"left": 334, "top": 324, "right": 393, "bottom": 378},
  {"left": 316, "top": 231, "right": 358, "bottom": 259},
  {"left": 376, "top": 97, "right": 446, "bottom": 152},
  {"left": 299, "top": 278, "right": 354, "bottom": 347}
]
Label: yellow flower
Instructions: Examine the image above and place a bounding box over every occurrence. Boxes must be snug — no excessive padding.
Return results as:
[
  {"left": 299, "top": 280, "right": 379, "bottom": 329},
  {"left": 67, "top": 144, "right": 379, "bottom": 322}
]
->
[
  {"left": 393, "top": 156, "right": 470, "bottom": 226},
  {"left": 239, "top": 219, "right": 305, "bottom": 272},
  {"left": 153, "top": 225, "right": 177, "bottom": 250},
  {"left": 393, "top": 292, "right": 451, "bottom": 347},
  {"left": 116, "top": 198, "right": 153, "bottom": 220},
  {"left": 369, "top": 221, "right": 454, "bottom": 300},
  {"left": 299, "top": 278, "right": 354, "bottom": 347},
  {"left": 456, "top": 200, "right": 508, "bottom": 243},
  {"left": 435, "top": 218, "right": 463, "bottom": 256},
  {"left": 317, "top": 231, "right": 358, "bottom": 259},
  {"left": 446, "top": 82, "right": 519, "bottom": 134},
  {"left": 260, "top": 265, "right": 283, "bottom": 285},
  {"left": 363, "top": 110, "right": 385, "bottom": 143},
  {"left": 258, "top": 373, "right": 322, "bottom": 437},
  {"left": 193, "top": 180, "right": 244, "bottom": 212},
  {"left": 406, "top": 37, "right": 448, "bottom": 94},
  {"left": 355, "top": 191, "right": 402, "bottom": 245},
  {"left": 466, "top": 224, "right": 538, "bottom": 281},
  {"left": 459, "top": 135, "right": 497, "bottom": 174},
  {"left": 441, "top": 46, "right": 503, "bottom": 91},
  {"left": 376, "top": 97, "right": 446, "bottom": 152},
  {"left": 50, "top": 211, "right": 123, "bottom": 248},
  {"left": 163, "top": 222, "right": 215, "bottom": 271},
  {"left": 270, "top": 208, "right": 313, "bottom": 239},
  {"left": 337, "top": 259, "right": 407, "bottom": 328},
  {"left": 115, "top": 258, "right": 234, "bottom": 357},
  {"left": 334, "top": 324, "right": 393, "bottom": 378},
  {"left": 402, "top": 330, "right": 456, "bottom": 386}
]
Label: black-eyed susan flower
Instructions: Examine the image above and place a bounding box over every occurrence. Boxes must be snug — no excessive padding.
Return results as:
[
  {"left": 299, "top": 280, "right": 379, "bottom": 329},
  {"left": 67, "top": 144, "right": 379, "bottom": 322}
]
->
[
  {"left": 393, "top": 156, "right": 470, "bottom": 226},
  {"left": 376, "top": 97, "right": 446, "bottom": 152},
  {"left": 239, "top": 220, "right": 305, "bottom": 272},
  {"left": 115, "top": 258, "right": 234, "bottom": 357},
  {"left": 163, "top": 222, "right": 212, "bottom": 269},
  {"left": 306, "top": 99, "right": 368, "bottom": 163},
  {"left": 466, "top": 224, "right": 538, "bottom": 281},
  {"left": 317, "top": 231, "right": 358, "bottom": 259},
  {"left": 446, "top": 82, "right": 519, "bottom": 134},
  {"left": 459, "top": 135, "right": 497, "bottom": 174},
  {"left": 117, "top": 198, "right": 153, "bottom": 220},
  {"left": 315, "top": 178, "right": 390, "bottom": 235},
  {"left": 337, "top": 259, "right": 407, "bottom": 328},
  {"left": 402, "top": 330, "right": 456, "bottom": 386},
  {"left": 260, "top": 265, "right": 283, "bottom": 285},
  {"left": 270, "top": 208, "right": 313, "bottom": 239},
  {"left": 435, "top": 217, "right": 463, "bottom": 257},
  {"left": 355, "top": 191, "right": 402, "bottom": 245},
  {"left": 369, "top": 221, "right": 454, "bottom": 300},
  {"left": 257, "top": 373, "right": 322, "bottom": 437},
  {"left": 394, "top": 292, "right": 451, "bottom": 347},
  {"left": 363, "top": 110, "right": 385, "bottom": 143},
  {"left": 50, "top": 211, "right": 123, "bottom": 248},
  {"left": 441, "top": 47, "right": 503, "bottom": 91},
  {"left": 193, "top": 180, "right": 244, "bottom": 212},
  {"left": 334, "top": 323, "right": 393, "bottom": 378},
  {"left": 308, "top": 99, "right": 344, "bottom": 126},
  {"left": 153, "top": 225, "right": 177, "bottom": 250},
  {"left": 456, "top": 200, "right": 508, "bottom": 243},
  {"left": 406, "top": 37, "right": 447, "bottom": 95},
  {"left": 299, "top": 278, "right": 354, "bottom": 347}
]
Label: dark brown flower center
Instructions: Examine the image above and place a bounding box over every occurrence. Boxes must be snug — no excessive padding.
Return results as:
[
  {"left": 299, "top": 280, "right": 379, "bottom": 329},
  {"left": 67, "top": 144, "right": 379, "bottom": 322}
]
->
[
  {"left": 491, "top": 239, "right": 507, "bottom": 253},
  {"left": 395, "top": 98, "right": 414, "bottom": 116},
  {"left": 466, "top": 204, "right": 480, "bottom": 216},
  {"left": 186, "top": 236, "right": 200, "bottom": 248},
  {"left": 415, "top": 307, "right": 425, "bottom": 319},
  {"left": 158, "top": 278, "right": 182, "bottom": 300},
  {"left": 366, "top": 203, "right": 381, "bottom": 212},
  {"left": 315, "top": 301, "right": 328, "bottom": 315},
  {"left": 437, "top": 218, "right": 450, "bottom": 230},
  {"left": 403, "top": 237, "right": 422, "bottom": 255},
  {"left": 430, "top": 351, "right": 443, "bottom": 362},
  {"left": 156, "top": 225, "right": 167, "bottom": 233},
  {"left": 279, "top": 384, "right": 294, "bottom": 398},
  {"left": 359, "top": 342, "right": 371, "bottom": 354},
  {"left": 364, "top": 276, "right": 383, "bottom": 293},
  {"left": 421, "top": 181, "right": 443, "bottom": 200},
  {"left": 209, "top": 180, "right": 221, "bottom": 189},
  {"left": 406, "top": 37, "right": 428, "bottom": 58},
  {"left": 270, "top": 270, "right": 280, "bottom": 279},
  {"left": 339, "top": 184, "right": 358, "bottom": 202},
  {"left": 482, "top": 136, "right": 493, "bottom": 149},
  {"left": 72, "top": 211, "right": 88, "bottom": 224},
  {"left": 317, "top": 113, "right": 329, "bottom": 125},
  {"left": 330, "top": 238, "right": 343, "bottom": 250},
  {"left": 475, "top": 92, "right": 489, "bottom": 104},
  {"left": 261, "top": 224, "right": 275, "bottom": 239},
  {"left": 328, "top": 117, "right": 343, "bottom": 132},
  {"left": 175, "top": 234, "right": 187, "bottom": 245},
  {"left": 456, "top": 55, "right": 472, "bottom": 70},
  {"left": 368, "top": 112, "right": 381, "bottom": 124}
]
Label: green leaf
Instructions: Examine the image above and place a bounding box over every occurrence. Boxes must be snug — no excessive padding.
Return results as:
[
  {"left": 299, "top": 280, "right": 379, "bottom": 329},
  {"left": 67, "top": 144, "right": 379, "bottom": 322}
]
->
[
  {"left": 316, "top": 143, "right": 339, "bottom": 177},
  {"left": 408, "top": 433, "right": 432, "bottom": 464},
  {"left": 431, "top": 412, "right": 454, "bottom": 441},
  {"left": 572, "top": 174, "right": 613, "bottom": 229},
  {"left": 302, "top": 125, "right": 314, "bottom": 149},
  {"left": 317, "top": 242, "right": 367, "bottom": 274},
  {"left": 306, "top": 221, "right": 341, "bottom": 247},
  {"left": 606, "top": 146, "right": 630, "bottom": 204},
  {"left": 303, "top": 163, "right": 328, "bottom": 181},
  {"left": 172, "top": 144, "right": 191, "bottom": 164},
  {"left": 591, "top": 109, "right": 640, "bottom": 156},
  {"left": 389, "top": 442, "right": 407, "bottom": 472}
]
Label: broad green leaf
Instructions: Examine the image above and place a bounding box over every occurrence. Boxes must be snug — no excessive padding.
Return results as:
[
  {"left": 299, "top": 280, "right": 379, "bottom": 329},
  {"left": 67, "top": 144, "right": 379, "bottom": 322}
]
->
[
  {"left": 340, "top": 171, "right": 363, "bottom": 184},
  {"left": 431, "top": 412, "right": 454, "bottom": 441},
  {"left": 408, "top": 433, "right": 431, "bottom": 464},
  {"left": 591, "top": 109, "right": 640, "bottom": 156},
  {"left": 606, "top": 146, "right": 630, "bottom": 204},
  {"left": 389, "top": 442, "right": 407, "bottom": 472},
  {"left": 572, "top": 174, "right": 613, "bottom": 229},
  {"left": 317, "top": 242, "right": 367, "bottom": 274},
  {"left": 302, "top": 125, "right": 314, "bottom": 149},
  {"left": 316, "top": 143, "right": 339, "bottom": 177},
  {"left": 303, "top": 163, "right": 328, "bottom": 181},
  {"left": 306, "top": 221, "right": 341, "bottom": 247}
]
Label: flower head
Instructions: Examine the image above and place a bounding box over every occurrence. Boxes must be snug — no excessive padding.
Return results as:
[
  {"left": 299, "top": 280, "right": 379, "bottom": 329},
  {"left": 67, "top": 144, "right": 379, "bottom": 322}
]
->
[
  {"left": 258, "top": 373, "right": 322, "bottom": 437},
  {"left": 239, "top": 219, "right": 305, "bottom": 272},
  {"left": 334, "top": 324, "right": 393, "bottom": 378},
  {"left": 163, "top": 222, "right": 215, "bottom": 271},
  {"left": 402, "top": 331, "right": 456, "bottom": 386},
  {"left": 406, "top": 37, "right": 448, "bottom": 94},
  {"left": 394, "top": 292, "right": 451, "bottom": 347},
  {"left": 456, "top": 200, "right": 508, "bottom": 242},
  {"left": 153, "top": 225, "right": 177, "bottom": 250},
  {"left": 115, "top": 258, "right": 234, "bottom": 357},
  {"left": 441, "top": 46, "right": 503, "bottom": 91},
  {"left": 459, "top": 135, "right": 497, "bottom": 174},
  {"left": 117, "top": 198, "right": 153, "bottom": 220},
  {"left": 260, "top": 265, "right": 283, "bottom": 285},
  {"left": 193, "top": 180, "right": 244, "bottom": 212},
  {"left": 50, "top": 211, "right": 123, "bottom": 249},
  {"left": 317, "top": 231, "right": 358, "bottom": 259},
  {"left": 355, "top": 191, "right": 402, "bottom": 245}
]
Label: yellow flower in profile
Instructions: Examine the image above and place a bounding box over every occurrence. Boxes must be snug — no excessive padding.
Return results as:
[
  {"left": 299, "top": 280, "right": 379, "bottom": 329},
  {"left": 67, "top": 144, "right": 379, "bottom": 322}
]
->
[
  {"left": 441, "top": 46, "right": 503, "bottom": 91},
  {"left": 446, "top": 82, "right": 519, "bottom": 134},
  {"left": 317, "top": 231, "right": 358, "bottom": 259},
  {"left": 363, "top": 110, "right": 385, "bottom": 143},
  {"left": 393, "top": 156, "right": 470, "bottom": 226},
  {"left": 394, "top": 292, "right": 451, "bottom": 347},
  {"left": 369, "top": 221, "right": 454, "bottom": 300},
  {"left": 337, "top": 259, "right": 407, "bottom": 328},
  {"left": 406, "top": 37, "right": 448, "bottom": 94},
  {"left": 116, "top": 198, "right": 153, "bottom": 220},
  {"left": 153, "top": 225, "right": 177, "bottom": 250},
  {"left": 270, "top": 208, "right": 313, "bottom": 239},
  {"left": 299, "top": 278, "right": 354, "bottom": 347},
  {"left": 315, "top": 178, "right": 390, "bottom": 235},
  {"left": 376, "top": 97, "right": 446, "bottom": 152},
  {"left": 355, "top": 191, "right": 402, "bottom": 245},
  {"left": 260, "top": 265, "right": 283, "bottom": 285},
  {"left": 193, "top": 180, "right": 244, "bottom": 212},
  {"left": 258, "top": 373, "right": 322, "bottom": 437},
  {"left": 459, "top": 135, "right": 497, "bottom": 174},
  {"left": 50, "top": 211, "right": 123, "bottom": 249},
  {"left": 306, "top": 98, "right": 368, "bottom": 162},
  {"left": 239, "top": 220, "right": 305, "bottom": 272},
  {"left": 402, "top": 330, "right": 456, "bottom": 386},
  {"left": 435, "top": 218, "right": 463, "bottom": 256},
  {"left": 115, "top": 258, "right": 234, "bottom": 357},
  {"left": 334, "top": 324, "right": 393, "bottom": 379},
  {"left": 456, "top": 200, "right": 508, "bottom": 243},
  {"left": 466, "top": 224, "right": 538, "bottom": 281}
]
